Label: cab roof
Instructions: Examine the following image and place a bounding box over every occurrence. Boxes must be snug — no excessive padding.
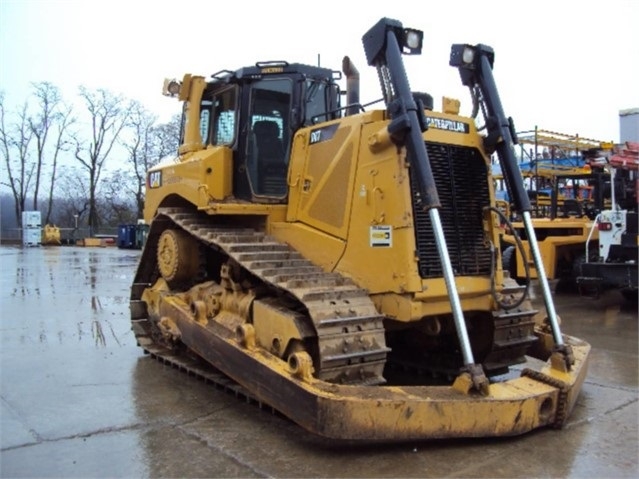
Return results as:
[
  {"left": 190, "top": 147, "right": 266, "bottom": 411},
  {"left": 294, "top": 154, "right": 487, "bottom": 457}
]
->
[{"left": 210, "top": 61, "right": 340, "bottom": 85}]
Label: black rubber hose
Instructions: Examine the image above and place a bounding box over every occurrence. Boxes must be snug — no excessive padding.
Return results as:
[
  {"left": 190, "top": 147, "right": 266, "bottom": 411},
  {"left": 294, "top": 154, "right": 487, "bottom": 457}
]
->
[{"left": 485, "top": 206, "right": 531, "bottom": 310}]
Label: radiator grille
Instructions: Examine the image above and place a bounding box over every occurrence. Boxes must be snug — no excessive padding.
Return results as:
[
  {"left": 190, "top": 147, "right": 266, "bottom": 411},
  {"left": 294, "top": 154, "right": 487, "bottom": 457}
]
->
[{"left": 410, "top": 143, "right": 492, "bottom": 278}]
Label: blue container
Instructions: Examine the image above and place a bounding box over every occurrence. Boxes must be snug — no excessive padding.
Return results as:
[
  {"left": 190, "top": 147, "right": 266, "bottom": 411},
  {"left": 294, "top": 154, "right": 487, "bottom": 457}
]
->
[{"left": 117, "top": 224, "right": 137, "bottom": 249}]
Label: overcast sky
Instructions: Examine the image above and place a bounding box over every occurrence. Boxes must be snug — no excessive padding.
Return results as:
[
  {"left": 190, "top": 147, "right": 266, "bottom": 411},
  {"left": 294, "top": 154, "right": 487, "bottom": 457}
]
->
[{"left": 1, "top": 0, "right": 638, "bottom": 143}]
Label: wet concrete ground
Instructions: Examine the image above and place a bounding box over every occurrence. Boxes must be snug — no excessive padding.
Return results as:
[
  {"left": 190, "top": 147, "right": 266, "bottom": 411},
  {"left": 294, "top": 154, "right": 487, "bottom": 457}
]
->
[{"left": 1, "top": 245, "right": 637, "bottom": 478}]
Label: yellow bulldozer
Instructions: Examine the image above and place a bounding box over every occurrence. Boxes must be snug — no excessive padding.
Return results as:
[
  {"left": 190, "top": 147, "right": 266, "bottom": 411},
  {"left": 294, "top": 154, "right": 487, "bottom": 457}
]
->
[{"left": 130, "top": 18, "right": 589, "bottom": 441}]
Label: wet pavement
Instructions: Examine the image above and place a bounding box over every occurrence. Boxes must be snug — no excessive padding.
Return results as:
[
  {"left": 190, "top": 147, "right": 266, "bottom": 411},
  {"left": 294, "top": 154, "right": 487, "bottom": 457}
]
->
[{"left": 0, "top": 244, "right": 637, "bottom": 478}]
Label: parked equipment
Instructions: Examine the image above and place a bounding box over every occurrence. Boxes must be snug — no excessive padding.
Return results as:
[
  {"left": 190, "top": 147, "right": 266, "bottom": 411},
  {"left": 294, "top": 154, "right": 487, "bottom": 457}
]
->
[
  {"left": 577, "top": 142, "right": 639, "bottom": 301},
  {"left": 42, "top": 224, "right": 61, "bottom": 246},
  {"left": 130, "top": 18, "right": 589, "bottom": 441},
  {"left": 500, "top": 162, "right": 610, "bottom": 289}
]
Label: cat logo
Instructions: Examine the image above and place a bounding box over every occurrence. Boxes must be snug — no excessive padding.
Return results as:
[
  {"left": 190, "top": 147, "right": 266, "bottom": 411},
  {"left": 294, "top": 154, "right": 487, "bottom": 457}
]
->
[
  {"left": 425, "top": 116, "right": 469, "bottom": 133},
  {"left": 148, "top": 171, "right": 162, "bottom": 188}
]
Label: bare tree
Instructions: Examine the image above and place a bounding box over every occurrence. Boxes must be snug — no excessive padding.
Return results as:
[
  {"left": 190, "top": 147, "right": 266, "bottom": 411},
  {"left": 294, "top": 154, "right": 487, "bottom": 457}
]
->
[
  {"left": 123, "top": 101, "right": 157, "bottom": 219},
  {"left": 27, "top": 82, "right": 75, "bottom": 223},
  {"left": 43, "top": 105, "right": 74, "bottom": 225},
  {"left": 74, "top": 86, "right": 131, "bottom": 235},
  {"left": 153, "top": 114, "right": 181, "bottom": 158},
  {"left": 0, "top": 93, "right": 35, "bottom": 227},
  {"left": 100, "top": 170, "right": 138, "bottom": 225},
  {"left": 122, "top": 103, "right": 180, "bottom": 219},
  {"left": 54, "top": 165, "right": 90, "bottom": 228}
]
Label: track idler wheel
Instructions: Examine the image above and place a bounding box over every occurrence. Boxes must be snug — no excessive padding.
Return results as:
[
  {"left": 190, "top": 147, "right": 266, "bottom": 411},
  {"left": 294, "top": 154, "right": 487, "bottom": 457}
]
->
[{"left": 157, "top": 229, "right": 200, "bottom": 286}]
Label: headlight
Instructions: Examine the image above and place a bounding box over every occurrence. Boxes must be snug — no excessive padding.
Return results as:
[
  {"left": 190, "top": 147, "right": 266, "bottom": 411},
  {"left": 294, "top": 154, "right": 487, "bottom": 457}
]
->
[
  {"left": 462, "top": 47, "right": 475, "bottom": 65},
  {"left": 402, "top": 28, "right": 423, "bottom": 54},
  {"left": 162, "top": 78, "right": 181, "bottom": 97}
]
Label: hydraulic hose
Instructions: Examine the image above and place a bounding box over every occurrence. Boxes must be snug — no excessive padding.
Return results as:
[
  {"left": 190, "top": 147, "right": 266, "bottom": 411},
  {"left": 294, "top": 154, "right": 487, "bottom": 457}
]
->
[{"left": 485, "top": 206, "right": 531, "bottom": 310}]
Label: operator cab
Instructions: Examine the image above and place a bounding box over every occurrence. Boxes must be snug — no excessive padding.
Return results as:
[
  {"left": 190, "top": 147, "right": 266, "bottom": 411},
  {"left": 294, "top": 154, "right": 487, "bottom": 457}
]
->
[{"left": 193, "top": 61, "right": 342, "bottom": 202}]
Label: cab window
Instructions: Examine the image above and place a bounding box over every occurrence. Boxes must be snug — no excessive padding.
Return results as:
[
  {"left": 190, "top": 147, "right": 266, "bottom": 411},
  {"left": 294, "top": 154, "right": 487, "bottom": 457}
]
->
[
  {"left": 304, "top": 79, "right": 340, "bottom": 125},
  {"left": 246, "top": 78, "right": 292, "bottom": 198},
  {"left": 304, "top": 80, "right": 328, "bottom": 125},
  {"left": 211, "top": 87, "right": 238, "bottom": 146}
]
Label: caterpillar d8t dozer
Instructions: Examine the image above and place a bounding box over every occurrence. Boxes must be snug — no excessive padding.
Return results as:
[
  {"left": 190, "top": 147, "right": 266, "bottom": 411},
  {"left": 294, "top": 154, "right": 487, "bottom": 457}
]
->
[{"left": 130, "top": 17, "right": 590, "bottom": 441}]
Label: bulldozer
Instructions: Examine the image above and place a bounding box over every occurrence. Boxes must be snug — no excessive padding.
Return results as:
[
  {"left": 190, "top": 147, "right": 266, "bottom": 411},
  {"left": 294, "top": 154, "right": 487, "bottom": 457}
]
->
[{"left": 130, "top": 17, "right": 590, "bottom": 441}]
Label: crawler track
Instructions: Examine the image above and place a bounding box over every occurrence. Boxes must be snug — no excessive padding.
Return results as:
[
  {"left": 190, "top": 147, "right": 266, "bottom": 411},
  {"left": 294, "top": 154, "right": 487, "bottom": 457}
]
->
[{"left": 131, "top": 207, "right": 389, "bottom": 388}]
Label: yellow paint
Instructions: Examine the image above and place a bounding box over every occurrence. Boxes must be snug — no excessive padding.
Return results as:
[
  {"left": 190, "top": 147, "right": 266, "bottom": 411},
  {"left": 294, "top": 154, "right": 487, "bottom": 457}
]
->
[
  {"left": 503, "top": 217, "right": 598, "bottom": 279},
  {"left": 139, "top": 73, "right": 593, "bottom": 439}
]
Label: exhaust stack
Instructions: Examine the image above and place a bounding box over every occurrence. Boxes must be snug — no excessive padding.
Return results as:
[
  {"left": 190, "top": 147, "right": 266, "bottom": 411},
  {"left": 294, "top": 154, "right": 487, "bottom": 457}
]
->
[{"left": 342, "top": 56, "right": 360, "bottom": 116}]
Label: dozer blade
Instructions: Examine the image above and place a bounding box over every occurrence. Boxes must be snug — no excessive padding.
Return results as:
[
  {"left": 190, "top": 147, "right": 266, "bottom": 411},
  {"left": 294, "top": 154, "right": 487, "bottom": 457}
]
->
[{"left": 164, "top": 299, "right": 589, "bottom": 441}]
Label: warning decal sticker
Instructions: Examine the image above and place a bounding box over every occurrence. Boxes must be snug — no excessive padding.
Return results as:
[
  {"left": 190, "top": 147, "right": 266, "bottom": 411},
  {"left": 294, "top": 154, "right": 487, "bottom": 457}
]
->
[{"left": 370, "top": 225, "right": 392, "bottom": 247}]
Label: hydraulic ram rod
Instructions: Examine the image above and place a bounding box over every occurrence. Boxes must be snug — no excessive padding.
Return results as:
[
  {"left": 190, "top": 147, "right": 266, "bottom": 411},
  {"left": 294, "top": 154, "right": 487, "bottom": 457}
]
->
[
  {"left": 450, "top": 44, "right": 566, "bottom": 349},
  {"left": 362, "top": 19, "right": 484, "bottom": 381}
]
